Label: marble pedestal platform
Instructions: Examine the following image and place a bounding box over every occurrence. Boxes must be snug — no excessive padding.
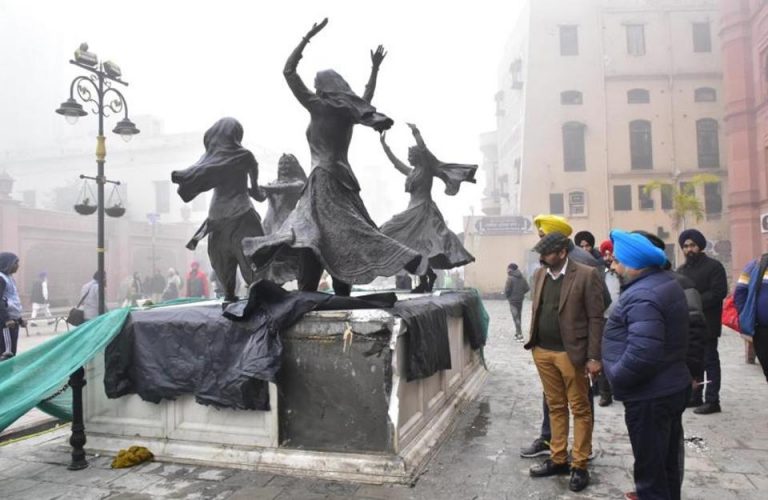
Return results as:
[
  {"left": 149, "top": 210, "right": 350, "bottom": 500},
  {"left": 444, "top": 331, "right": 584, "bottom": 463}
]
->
[{"left": 82, "top": 293, "right": 486, "bottom": 484}]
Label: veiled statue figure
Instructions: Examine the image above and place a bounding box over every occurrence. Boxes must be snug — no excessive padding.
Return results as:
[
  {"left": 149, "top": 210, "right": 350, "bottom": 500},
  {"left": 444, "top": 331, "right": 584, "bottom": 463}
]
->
[
  {"left": 171, "top": 117, "right": 263, "bottom": 302},
  {"left": 379, "top": 124, "right": 477, "bottom": 292},
  {"left": 252, "top": 153, "right": 307, "bottom": 284},
  {"left": 242, "top": 18, "right": 420, "bottom": 295}
]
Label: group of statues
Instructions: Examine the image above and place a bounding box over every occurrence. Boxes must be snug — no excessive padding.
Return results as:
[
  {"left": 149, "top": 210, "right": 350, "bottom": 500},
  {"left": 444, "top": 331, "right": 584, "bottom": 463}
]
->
[{"left": 171, "top": 19, "right": 477, "bottom": 301}]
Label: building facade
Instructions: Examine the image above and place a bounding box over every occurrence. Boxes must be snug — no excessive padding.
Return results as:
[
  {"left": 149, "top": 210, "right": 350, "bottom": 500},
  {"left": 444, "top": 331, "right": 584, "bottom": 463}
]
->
[
  {"left": 469, "top": 0, "right": 729, "bottom": 293},
  {"left": 720, "top": 0, "right": 768, "bottom": 276}
]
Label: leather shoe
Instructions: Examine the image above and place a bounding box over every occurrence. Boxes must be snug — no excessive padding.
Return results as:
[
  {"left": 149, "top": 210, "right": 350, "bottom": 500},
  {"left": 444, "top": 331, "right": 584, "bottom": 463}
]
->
[
  {"left": 598, "top": 395, "right": 613, "bottom": 407},
  {"left": 529, "top": 459, "right": 570, "bottom": 477},
  {"left": 693, "top": 402, "right": 721, "bottom": 415},
  {"left": 569, "top": 467, "right": 590, "bottom": 492},
  {"left": 0, "top": 352, "right": 15, "bottom": 362}
]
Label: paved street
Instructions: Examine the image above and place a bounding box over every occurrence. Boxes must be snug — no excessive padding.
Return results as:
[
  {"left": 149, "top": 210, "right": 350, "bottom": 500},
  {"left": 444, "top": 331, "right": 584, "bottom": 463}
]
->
[{"left": 1, "top": 299, "right": 767, "bottom": 499}]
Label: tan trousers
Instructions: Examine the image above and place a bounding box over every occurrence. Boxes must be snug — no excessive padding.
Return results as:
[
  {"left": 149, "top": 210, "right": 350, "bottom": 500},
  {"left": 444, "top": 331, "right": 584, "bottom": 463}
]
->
[{"left": 533, "top": 347, "right": 593, "bottom": 469}]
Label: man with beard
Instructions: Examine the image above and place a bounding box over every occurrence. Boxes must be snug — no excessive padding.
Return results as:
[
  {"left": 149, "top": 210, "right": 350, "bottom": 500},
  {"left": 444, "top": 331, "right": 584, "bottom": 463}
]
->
[
  {"left": 603, "top": 230, "right": 691, "bottom": 500},
  {"left": 524, "top": 232, "right": 605, "bottom": 492},
  {"left": 676, "top": 229, "right": 727, "bottom": 415}
]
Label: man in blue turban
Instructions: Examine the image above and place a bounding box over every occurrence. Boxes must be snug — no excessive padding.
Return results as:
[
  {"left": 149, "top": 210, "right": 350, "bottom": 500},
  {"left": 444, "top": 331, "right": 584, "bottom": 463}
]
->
[{"left": 602, "top": 230, "right": 691, "bottom": 500}]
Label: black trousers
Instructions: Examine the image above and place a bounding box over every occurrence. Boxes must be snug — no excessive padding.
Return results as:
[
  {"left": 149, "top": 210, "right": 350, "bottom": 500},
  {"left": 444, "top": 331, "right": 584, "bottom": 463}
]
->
[
  {"left": 623, "top": 388, "right": 689, "bottom": 500},
  {"left": 753, "top": 326, "right": 768, "bottom": 382},
  {"left": 2, "top": 323, "right": 19, "bottom": 355}
]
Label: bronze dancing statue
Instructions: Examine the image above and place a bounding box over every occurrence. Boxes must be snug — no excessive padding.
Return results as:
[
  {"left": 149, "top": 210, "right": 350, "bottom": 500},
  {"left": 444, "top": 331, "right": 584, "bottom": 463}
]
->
[
  {"left": 242, "top": 18, "right": 420, "bottom": 295},
  {"left": 252, "top": 153, "right": 307, "bottom": 284},
  {"left": 171, "top": 117, "right": 263, "bottom": 302},
  {"left": 379, "top": 123, "right": 477, "bottom": 292}
]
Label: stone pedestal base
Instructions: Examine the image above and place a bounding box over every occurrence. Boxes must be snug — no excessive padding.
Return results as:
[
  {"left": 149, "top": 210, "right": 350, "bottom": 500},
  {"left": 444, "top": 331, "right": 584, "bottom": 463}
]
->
[{"left": 83, "top": 293, "right": 486, "bottom": 484}]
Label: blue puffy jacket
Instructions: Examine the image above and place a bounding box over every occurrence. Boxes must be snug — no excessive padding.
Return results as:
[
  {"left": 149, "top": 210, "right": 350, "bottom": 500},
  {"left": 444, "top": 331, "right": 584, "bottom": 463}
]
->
[{"left": 602, "top": 269, "right": 691, "bottom": 402}]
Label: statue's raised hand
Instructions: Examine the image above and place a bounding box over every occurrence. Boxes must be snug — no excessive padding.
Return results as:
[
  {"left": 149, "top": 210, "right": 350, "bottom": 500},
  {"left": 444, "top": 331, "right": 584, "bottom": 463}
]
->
[
  {"left": 406, "top": 122, "right": 420, "bottom": 133},
  {"left": 379, "top": 131, "right": 387, "bottom": 143},
  {"left": 305, "top": 18, "right": 328, "bottom": 41},
  {"left": 371, "top": 45, "right": 387, "bottom": 69}
]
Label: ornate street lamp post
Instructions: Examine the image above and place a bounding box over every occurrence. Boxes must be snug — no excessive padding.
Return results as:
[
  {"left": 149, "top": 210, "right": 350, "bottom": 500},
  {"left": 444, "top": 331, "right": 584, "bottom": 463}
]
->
[{"left": 55, "top": 43, "right": 140, "bottom": 470}]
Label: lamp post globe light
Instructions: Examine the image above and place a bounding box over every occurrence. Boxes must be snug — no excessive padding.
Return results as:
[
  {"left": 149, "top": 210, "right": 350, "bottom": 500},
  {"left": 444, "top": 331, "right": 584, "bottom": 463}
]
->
[{"left": 55, "top": 42, "right": 139, "bottom": 471}]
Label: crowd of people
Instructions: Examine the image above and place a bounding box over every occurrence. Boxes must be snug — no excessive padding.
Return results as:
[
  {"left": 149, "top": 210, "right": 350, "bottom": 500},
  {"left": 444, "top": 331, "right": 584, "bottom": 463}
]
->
[{"left": 504, "top": 214, "right": 768, "bottom": 499}]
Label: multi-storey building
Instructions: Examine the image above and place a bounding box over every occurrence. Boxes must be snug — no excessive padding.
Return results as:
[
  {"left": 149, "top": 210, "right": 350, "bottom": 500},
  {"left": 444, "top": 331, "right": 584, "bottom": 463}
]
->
[
  {"left": 468, "top": 0, "right": 728, "bottom": 293},
  {"left": 720, "top": 0, "right": 768, "bottom": 276}
]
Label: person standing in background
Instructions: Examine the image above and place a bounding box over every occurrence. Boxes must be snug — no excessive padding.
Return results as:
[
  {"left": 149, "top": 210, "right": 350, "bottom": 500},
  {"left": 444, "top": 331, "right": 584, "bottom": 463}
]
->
[{"left": 30, "top": 271, "right": 54, "bottom": 326}]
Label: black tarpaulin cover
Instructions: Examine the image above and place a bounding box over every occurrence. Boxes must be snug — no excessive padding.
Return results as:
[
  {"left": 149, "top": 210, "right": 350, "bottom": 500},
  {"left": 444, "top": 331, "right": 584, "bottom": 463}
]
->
[
  {"left": 104, "top": 282, "right": 488, "bottom": 410},
  {"left": 104, "top": 281, "right": 397, "bottom": 410}
]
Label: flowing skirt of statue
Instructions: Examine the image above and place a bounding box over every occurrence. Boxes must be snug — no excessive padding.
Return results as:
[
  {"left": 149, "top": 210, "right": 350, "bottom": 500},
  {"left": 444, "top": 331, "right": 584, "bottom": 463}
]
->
[
  {"left": 380, "top": 199, "right": 475, "bottom": 276},
  {"left": 242, "top": 167, "right": 422, "bottom": 284}
]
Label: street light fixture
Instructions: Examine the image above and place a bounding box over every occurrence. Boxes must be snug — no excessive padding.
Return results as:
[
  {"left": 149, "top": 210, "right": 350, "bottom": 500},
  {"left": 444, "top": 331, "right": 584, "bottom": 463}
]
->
[{"left": 55, "top": 42, "right": 140, "bottom": 471}]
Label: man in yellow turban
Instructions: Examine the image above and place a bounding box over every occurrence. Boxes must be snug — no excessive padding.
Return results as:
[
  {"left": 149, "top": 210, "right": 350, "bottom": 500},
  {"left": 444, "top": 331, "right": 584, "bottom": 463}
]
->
[{"left": 534, "top": 215, "right": 573, "bottom": 238}]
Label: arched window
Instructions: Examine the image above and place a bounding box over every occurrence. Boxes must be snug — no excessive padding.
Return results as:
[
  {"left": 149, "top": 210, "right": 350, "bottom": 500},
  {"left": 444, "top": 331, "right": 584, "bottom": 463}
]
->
[
  {"left": 627, "top": 88, "right": 650, "bottom": 104},
  {"left": 560, "top": 90, "right": 583, "bottom": 105},
  {"left": 694, "top": 87, "right": 717, "bottom": 102},
  {"left": 629, "top": 120, "right": 653, "bottom": 169},
  {"left": 562, "top": 122, "right": 586, "bottom": 171},
  {"left": 696, "top": 118, "right": 720, "bottom": 168}
]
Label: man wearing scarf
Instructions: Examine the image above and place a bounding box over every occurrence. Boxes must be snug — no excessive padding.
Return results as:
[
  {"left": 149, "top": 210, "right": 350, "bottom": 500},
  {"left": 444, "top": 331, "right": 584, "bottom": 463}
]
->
[
  {"left": 0, "top": 252, "right": 24, "bottom": 361},
  {"left": 676, "top": 228, "right": 727, "bottom": 414},
  {"left": 603, "top": 230, "right": 691, "bottom": 500},
  {"left": 524, "top": 232, "right": 605, "bottom": 492}
]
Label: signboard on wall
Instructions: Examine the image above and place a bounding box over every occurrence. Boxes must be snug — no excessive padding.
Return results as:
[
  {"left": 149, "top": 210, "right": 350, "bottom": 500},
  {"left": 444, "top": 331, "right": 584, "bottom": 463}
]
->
[{"left": 474, "top": 215, "right": 534, "bottom": 235}]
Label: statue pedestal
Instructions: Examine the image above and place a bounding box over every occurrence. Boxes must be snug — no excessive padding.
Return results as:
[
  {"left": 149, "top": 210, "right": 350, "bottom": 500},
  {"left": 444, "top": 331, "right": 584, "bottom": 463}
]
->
[{"left": 83, "top": 292, "right": 486, "bottom": 484}]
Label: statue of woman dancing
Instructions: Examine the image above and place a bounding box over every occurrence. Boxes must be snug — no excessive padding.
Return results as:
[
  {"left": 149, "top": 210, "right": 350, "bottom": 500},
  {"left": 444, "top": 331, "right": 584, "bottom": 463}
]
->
[
  {"left": 171, "top": 117, "right": 263, "bottom": 302},
  {"left": 242, "top": 18, "right": 421, "bottom": 295},
  {"left": 379, "top": 123, "right": 477, "bottom": 292},
  {"left": 253, "top": 153, "right": 307, "bottom": 284}
]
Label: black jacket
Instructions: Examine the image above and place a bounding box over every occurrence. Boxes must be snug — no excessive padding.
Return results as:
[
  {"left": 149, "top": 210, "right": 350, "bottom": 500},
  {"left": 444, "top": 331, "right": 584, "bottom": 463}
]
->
[
  {"left": 677, "top": 254, "right": 728, "bottom": 339},
  {"left": 504, "top": 269, "right": 529, "bottom": 303},
  {"left": 670, "top": 272, "right": 707, "bottom": 380}
]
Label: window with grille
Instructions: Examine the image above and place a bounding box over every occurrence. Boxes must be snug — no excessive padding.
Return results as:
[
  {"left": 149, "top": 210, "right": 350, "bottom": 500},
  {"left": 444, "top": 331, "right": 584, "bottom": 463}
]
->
[
  {"left": 568, "top": 190, "right": 587, "bottom": 216},
  {"left": 550, "top": 193, "right": 565, "bottom": 214},
  {"left": 692, "top": 22, "right": 712, "bottom": 53},
  {"left": 614, "top": 185, "right": 632, "bottom": 211},
  {"left": 694, "top": 87, "right": 717, "bottom": 102},
  {"left": 562, "top": 122, "right": 586, "bottom": 171},
  {"left": 560, "top": 26, "right": 579, "bottom": 56},
  {"left": 704, "top": 182, "right": 722, "bottom": 215},
  {"left": 561, "top": 90, "right": 583, "bottom": 105},
  {"left": 626, "top": 25, "right": 645, "bottom": 56},
  {"left": 639, "top": 185, "right": 654, "bottom": 210},
  {"left": 630, "top": 120, "right": 653, "bottom": 169},
  {"left": 661, "top": 184, "right": 674, "bottom": 210},
  {"left": 627, "top": 89, "right": 650, "bottom": 104},
  {"left": 696, "top": 118, "right": 720, "bottom": 168}
]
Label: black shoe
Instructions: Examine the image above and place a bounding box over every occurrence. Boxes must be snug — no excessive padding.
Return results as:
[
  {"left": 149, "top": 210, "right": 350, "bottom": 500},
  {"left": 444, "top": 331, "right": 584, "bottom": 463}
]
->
[
  {"left": 569, "top": 468, "right": 590, "bottom": 492},
  {"left": 693, "top": 402, "right": 721, "bottom": 415},
  {"left": 520, "top": 437, "right": 550, "bottom": 458},
  {"left": 529, "top": 459, "right": 570, "bottom": 477},
  {"left": 686, "top": 396, "right": 703, "bottom": 408},
  {"left": 0, "top": 352, "right": 15, "bottom": 361},
  {"left": 598, "top": 395, "right": 613, "bottom": 407}
]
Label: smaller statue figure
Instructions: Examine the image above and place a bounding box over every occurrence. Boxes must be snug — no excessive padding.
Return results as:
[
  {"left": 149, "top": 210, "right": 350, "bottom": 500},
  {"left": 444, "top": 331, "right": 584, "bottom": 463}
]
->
[
  {"left": 171, "top": 117, "right": 263, "bottom": 302},
  {"left": 379, "top": 123, "right": 477, "bottom": 292},
  {"left": 253, "top": 154, "right": 307, "bottom": 284},
  {"left": 260, "top": 154, "right": 307, "bottom": 235}
]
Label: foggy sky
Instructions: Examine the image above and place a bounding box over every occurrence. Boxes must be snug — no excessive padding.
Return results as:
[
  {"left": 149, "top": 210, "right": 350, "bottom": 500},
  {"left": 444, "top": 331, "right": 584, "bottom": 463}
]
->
[{"left": 0, "top": 0, "right": 522, "bottom": 229}]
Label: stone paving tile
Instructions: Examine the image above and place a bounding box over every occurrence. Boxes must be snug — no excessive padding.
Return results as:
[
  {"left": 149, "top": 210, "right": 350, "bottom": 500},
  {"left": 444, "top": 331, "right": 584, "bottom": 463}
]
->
[
  {"left": 31, "top": 461, "right": 131, "bottom": 488},
  {"left": 225, "top": 486, "right": 284, "bottom": 500},
  {"left": 220, "top": 469, "right": 276, "bottom": 488},
  {"left": 106, "top": 471, "right": 166, "bottom": 492}
]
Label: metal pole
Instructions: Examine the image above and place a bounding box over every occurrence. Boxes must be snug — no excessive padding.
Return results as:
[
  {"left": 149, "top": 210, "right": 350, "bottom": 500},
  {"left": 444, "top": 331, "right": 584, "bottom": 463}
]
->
[{"left": 68, "top": 68, "right": 108, "bottom": 472}]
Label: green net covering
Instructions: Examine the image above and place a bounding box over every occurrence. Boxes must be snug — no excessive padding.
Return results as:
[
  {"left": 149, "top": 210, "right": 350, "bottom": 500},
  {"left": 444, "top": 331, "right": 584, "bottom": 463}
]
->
[{"left": 0, "top": 298, "right": 207, "bottom": 433}]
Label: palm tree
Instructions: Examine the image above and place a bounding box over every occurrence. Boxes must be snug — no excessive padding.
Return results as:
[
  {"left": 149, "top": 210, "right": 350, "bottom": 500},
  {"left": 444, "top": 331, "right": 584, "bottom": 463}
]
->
[{"left": 644, "top": 173, "right": 720, "bottom": 231}]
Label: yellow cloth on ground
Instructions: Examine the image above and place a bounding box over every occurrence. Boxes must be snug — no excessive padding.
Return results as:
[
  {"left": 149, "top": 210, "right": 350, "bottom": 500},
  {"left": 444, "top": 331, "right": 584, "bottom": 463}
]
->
[
  {"left": 533, "top": 214, "right": 573, "bottom": 237},
  {"left": 111, "top": 446, "right": 154, "bottom": 468}
]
